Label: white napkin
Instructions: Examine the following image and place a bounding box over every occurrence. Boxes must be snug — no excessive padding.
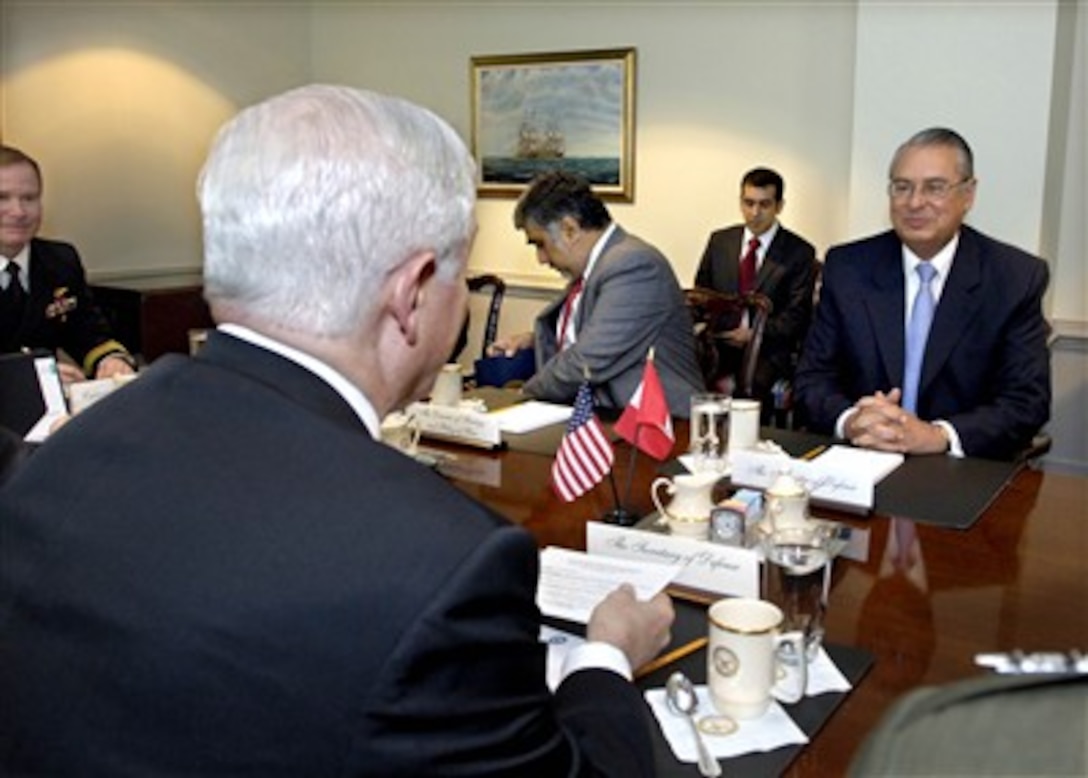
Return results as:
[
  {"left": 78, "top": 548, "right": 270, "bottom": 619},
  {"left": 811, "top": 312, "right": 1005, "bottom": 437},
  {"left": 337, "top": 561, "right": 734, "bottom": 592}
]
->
[
  {"left": 775, "top": 645, "right": 852, "bottom": 698},
  {"left": 645, "top": 685, "right": 808, "bottom": 761},
  {"left": 646, "top": 646, "right": 851, "bottom": 763}
]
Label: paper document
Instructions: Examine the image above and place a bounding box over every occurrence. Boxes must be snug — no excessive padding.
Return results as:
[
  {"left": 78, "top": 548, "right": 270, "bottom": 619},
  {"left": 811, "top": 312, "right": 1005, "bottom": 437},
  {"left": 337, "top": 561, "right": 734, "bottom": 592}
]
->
[
  {"left": 24, "top": 357, "right": 70, "bottom": 443},
  {"left": 536, "top": 546, "right": 678, "bottom": 624},
  {"left": 489, "top": 400, "right": 572, "bottom": 434},
  {"left": 812, "top": 445, "right": 904, "bottom": 484}
]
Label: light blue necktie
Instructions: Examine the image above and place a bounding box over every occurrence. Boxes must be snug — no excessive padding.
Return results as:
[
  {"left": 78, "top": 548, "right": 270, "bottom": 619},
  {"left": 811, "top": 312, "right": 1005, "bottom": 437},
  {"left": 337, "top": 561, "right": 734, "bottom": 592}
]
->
[{"left": 902, "top": 263, "right": 937, "bottom": 413}]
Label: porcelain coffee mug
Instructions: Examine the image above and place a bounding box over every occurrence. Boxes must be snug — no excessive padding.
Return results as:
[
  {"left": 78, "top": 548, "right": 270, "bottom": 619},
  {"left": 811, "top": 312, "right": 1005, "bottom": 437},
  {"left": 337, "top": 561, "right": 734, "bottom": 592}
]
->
[
  {"left": 431, "top": 363, "right": 463, "bottom": 407},
  {"left": 727, "top": 398, "right": 760, "bottom": 455},
  {"left": 707, "top": 597, "right": 807, "bottom": 719}
]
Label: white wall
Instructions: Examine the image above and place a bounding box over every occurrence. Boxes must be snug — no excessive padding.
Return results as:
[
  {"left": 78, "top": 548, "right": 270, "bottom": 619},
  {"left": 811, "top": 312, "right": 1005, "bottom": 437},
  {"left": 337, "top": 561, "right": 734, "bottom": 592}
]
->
[
  {"left": 0, "top": 0, "right": 311, "bottom": 277},
  {"left": 2, "top": 0, "right": 1085, "bottom": 468},
  {"left": 308, "top": 2, "right": 857, "bottom": 290}
]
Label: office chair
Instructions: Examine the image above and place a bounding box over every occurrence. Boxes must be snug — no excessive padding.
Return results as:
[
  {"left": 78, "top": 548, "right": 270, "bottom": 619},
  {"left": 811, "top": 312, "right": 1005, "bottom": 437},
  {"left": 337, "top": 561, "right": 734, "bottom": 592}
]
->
[
  {"left": 464, "top": 274, "right": 535, "bottom": 389},
  {"left": 466, "top": 274, "right": 506, "bottom": 358},
  {"left": 684, "top": 287, "right": 771, "bottom": 399}
]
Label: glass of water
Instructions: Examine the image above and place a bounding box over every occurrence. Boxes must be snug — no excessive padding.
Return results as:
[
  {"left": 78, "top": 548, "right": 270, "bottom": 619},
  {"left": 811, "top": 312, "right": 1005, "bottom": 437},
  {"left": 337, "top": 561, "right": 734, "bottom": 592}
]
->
[
  {"left": 689, "top": 392, "right": 730, "bottom": 473},
  {"left": 761, "top": 524, "right": 832, "bottom": 663}
]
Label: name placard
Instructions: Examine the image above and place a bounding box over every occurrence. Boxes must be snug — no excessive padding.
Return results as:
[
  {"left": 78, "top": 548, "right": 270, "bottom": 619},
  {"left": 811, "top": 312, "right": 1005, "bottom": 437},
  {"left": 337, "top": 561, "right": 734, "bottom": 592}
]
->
[
  {"left": 407, "top": 402, "right": 502, "bottom": 449},
  {"left": 586, "top": 523, "right": 760, "bottom": 599},
  {"left": 731, "top": 450, "right": 883, "bottom": 513}
]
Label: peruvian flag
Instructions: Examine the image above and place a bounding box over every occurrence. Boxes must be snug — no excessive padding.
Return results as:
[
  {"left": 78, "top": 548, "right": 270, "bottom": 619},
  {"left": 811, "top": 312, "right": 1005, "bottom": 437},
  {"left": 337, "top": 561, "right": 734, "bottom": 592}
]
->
[{"left": 613, "top": 350, "right": 675, "bottom": 461}]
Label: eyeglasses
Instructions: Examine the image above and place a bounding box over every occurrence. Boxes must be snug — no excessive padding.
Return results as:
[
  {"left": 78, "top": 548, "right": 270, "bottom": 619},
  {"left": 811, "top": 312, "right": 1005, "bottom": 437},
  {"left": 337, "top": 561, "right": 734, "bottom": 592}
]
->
[{"left": 887, "top": 178, "right": 972, "bottom": 202}]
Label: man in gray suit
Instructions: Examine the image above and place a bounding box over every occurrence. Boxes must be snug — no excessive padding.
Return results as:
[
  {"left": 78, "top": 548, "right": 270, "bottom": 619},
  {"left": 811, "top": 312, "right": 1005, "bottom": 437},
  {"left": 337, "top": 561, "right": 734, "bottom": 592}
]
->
[{"left": 491, "top": 171, "right": 703, "bottom": 416}]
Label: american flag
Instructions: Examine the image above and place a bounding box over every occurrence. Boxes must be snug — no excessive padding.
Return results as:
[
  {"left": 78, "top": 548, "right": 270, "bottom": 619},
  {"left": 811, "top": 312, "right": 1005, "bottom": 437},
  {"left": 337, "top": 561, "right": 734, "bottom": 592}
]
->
[{"left": 551, "top": 382, "right": 614, "bottom": 503}]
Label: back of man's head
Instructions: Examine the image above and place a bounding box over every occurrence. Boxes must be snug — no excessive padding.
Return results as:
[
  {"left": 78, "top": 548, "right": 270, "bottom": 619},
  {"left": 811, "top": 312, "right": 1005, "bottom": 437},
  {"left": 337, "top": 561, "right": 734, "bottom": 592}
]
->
[
  {"left": 513, "top": 170, "right": 611, "bottom": 233},
  {"left": 199, "top": 84, "right": 476, "bottom": 337}
]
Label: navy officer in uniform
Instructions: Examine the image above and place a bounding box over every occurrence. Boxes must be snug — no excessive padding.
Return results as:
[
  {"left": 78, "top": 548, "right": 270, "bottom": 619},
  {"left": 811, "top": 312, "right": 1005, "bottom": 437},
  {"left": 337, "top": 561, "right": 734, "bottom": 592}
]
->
[{"left": 0, "top": 145, "right": 135, "bottom": 382}]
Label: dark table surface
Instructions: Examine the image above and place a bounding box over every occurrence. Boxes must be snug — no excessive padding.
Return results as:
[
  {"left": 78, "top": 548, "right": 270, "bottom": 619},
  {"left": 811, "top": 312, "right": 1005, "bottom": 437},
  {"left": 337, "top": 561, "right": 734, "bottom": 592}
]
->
[{"left": 435, "top": 416, "right": 1088, "bottom": 776}]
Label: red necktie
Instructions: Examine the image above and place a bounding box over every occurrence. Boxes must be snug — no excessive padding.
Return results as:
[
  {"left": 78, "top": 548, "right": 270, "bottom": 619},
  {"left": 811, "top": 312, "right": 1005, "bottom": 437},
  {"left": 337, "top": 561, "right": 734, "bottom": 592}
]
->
[
  {"left": 557, "top": 277, "right": 584, "bottom": 351},
  {"left": 739, "top": 237, "right": 760, "bottom": 294}
]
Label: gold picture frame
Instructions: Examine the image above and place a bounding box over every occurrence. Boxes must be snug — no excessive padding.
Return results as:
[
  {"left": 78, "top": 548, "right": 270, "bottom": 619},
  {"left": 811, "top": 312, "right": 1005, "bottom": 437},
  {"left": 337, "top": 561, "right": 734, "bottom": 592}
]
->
[{"left": 470, "top": 47, "right": 636, "bottom": 202}]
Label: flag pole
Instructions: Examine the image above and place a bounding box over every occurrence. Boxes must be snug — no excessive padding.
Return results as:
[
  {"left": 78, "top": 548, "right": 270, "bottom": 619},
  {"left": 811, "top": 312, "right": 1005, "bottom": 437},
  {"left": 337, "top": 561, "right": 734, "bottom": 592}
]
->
[{"left": 603, "top": 347, "right": 657, "bottom": 527}]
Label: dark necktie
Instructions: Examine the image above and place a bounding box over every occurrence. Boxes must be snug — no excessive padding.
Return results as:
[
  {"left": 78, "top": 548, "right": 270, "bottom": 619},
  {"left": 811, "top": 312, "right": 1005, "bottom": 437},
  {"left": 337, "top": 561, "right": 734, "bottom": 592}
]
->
[
  {"left": 557, "top": 277, "right": 584, "bottom": 351},
  {"left": 1, "top": 262, "right": 28, "bottom": 343},
  {"left": 902, "top": 263, "right": 938, "bottom": 413},
  {"left": 739, "top": 237, "right": 760, "bottom": 294}
]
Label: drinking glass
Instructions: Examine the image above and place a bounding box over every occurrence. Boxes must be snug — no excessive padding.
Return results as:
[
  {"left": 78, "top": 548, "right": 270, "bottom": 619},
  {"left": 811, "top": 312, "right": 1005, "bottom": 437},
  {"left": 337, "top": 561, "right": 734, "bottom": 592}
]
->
[
  {"left": 761, "top": 524, "right": 832, "bottom": 663},
  {"left": 689, "top": 393, "right": 729, "bottom": 473}
]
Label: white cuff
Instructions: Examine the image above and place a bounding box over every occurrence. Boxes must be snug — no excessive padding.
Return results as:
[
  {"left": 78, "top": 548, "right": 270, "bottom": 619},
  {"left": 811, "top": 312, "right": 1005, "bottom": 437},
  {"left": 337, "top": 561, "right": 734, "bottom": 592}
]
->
[
  {"left": 932, "top": 419, "right": 964, "bottom": 457},
  {"left": 835, "top": 407, "right": 857, "bottom": 440},
  {"left": 560, "top": 641, "right": 632, "bottom": 682}
]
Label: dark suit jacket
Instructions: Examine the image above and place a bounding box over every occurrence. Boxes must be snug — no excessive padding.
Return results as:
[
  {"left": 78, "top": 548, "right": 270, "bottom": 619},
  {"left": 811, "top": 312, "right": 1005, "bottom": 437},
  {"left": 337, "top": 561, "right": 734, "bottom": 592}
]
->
[
  {"left": 694, "top": 224, "right": 818, "bottom": 401},
  {"left": 0, "top": 237, "right": 129, "bottom": 375},
  {"left": 526, "top": 225, "right": 703, "bottom": 416},
  {"left": 0, "top": 424, "right": 31, "bottom": 485},
  {"left": 794, "top": 226, "right": 1050, "bottom": 460},
  {"left": 0, "top": 332, "right": 655, "bottom": 776}
]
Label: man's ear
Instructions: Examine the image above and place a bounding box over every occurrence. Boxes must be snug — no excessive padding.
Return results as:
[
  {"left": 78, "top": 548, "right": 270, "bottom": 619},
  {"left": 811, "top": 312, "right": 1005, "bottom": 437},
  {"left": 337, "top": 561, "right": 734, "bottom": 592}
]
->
[
  {"left": 558, "top": 214, "right": 581, "bottom": 243},
  {"left": 387, "top": 250, "right": 437, "bottom": 347}
]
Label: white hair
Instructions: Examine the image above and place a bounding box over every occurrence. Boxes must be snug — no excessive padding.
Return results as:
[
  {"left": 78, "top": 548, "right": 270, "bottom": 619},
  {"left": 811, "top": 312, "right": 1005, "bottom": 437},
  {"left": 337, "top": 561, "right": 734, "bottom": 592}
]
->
[{"left": 198, "top": 84, "right": 476, "bottom": 336}]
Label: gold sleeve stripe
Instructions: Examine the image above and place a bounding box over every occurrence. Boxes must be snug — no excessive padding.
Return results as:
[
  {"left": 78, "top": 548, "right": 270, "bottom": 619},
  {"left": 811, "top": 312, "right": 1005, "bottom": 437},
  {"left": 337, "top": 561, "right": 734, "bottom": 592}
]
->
[{"left": 82, "top": 340, "right": 130, "bottom": 375}]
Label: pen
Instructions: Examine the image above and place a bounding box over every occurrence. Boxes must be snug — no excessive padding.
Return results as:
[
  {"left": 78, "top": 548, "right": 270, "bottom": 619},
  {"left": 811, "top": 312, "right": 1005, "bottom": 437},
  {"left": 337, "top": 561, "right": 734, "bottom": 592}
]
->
[
  {"left": 801, "top": 444, "right": 828, "bottom": 461},
  {"left": 634, "top": 636, "right": 709, "bottom": 679}
]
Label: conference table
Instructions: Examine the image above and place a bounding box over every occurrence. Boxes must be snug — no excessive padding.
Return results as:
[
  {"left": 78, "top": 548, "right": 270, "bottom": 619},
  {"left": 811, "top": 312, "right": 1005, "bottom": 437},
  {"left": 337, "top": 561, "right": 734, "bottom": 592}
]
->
[{"left": 429, "top": 411, "right": 1088, "bottom": 776}]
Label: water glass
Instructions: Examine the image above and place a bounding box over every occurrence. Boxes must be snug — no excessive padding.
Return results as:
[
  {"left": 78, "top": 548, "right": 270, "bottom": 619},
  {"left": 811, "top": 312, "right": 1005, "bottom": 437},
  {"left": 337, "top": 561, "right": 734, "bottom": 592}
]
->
[
  {"left": 689, "top": 393, "right": 729, "bottom": 473},
  {"left": 761, "top": 524, "right": 832, "bottom": 663}
]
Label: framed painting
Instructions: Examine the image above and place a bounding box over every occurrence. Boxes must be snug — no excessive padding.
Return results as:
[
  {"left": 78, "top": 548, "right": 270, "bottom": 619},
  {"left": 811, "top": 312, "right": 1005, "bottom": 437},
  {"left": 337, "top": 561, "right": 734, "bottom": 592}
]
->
[{"left": 470, "top": 47, "right": 636, "bottom": 201}]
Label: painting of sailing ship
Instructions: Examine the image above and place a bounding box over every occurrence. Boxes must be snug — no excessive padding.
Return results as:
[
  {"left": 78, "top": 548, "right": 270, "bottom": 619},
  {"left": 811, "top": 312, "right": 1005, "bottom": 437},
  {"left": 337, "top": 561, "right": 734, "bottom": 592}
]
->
[{"left": 471, "top": 48, "right": 636, "bottom": 200}]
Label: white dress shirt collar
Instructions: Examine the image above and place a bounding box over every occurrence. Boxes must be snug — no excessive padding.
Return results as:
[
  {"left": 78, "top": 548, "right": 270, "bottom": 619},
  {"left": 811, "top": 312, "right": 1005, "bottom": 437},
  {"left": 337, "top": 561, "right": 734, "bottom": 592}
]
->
[
  {"left": 743, "top": 222, "right": 779, "bottom": 266},
  {"left": 902, "top": 232, "right": 958, "bottom": 304},
  {"left": 582, "top": 221, "right": 617, "bottom": 283}
]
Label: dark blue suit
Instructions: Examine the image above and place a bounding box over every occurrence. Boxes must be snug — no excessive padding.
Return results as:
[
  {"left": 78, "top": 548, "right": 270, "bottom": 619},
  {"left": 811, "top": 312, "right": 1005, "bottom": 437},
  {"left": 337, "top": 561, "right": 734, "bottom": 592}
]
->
[
  {"left": 0, "top": 331, "right": 655, "bottom": 776},
  {"left": 795, "top": 226, "right": 1050, "bottom": 461}
]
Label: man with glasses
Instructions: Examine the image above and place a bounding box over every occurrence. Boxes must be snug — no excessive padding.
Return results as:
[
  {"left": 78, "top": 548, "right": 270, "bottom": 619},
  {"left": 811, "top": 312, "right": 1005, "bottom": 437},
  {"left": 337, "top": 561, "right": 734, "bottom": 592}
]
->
[{"left": 794, "top": 127, "right": 1050, "bottom": 460}]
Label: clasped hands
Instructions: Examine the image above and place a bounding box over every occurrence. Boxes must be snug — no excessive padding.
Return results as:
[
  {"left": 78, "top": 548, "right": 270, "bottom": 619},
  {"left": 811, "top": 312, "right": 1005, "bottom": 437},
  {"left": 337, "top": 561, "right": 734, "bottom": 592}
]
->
[{"left": 844, "top": 388, "right": 949, "bottom": 455}]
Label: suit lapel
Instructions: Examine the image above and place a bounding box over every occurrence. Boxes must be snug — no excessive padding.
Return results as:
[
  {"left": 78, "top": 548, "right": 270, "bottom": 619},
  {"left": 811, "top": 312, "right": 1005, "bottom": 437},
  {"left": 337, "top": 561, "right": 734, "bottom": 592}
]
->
[
  {"left": 197, "top": 330, "right": 369, "bottom": 433},
  {"left": 863, "top": 237, "right": 908, "bottom": 386},
  {"left": 756, "top": 231, "right": 788, "bottom": 295},
  {"left": 920, "top": 229, "right": 983, "bottom": 396},
  {"left": 21, "top": 241, "right": 53, "bottom": 336},
  {"left": 719, "top": 228, "right": 742, "bottom": 291}
]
